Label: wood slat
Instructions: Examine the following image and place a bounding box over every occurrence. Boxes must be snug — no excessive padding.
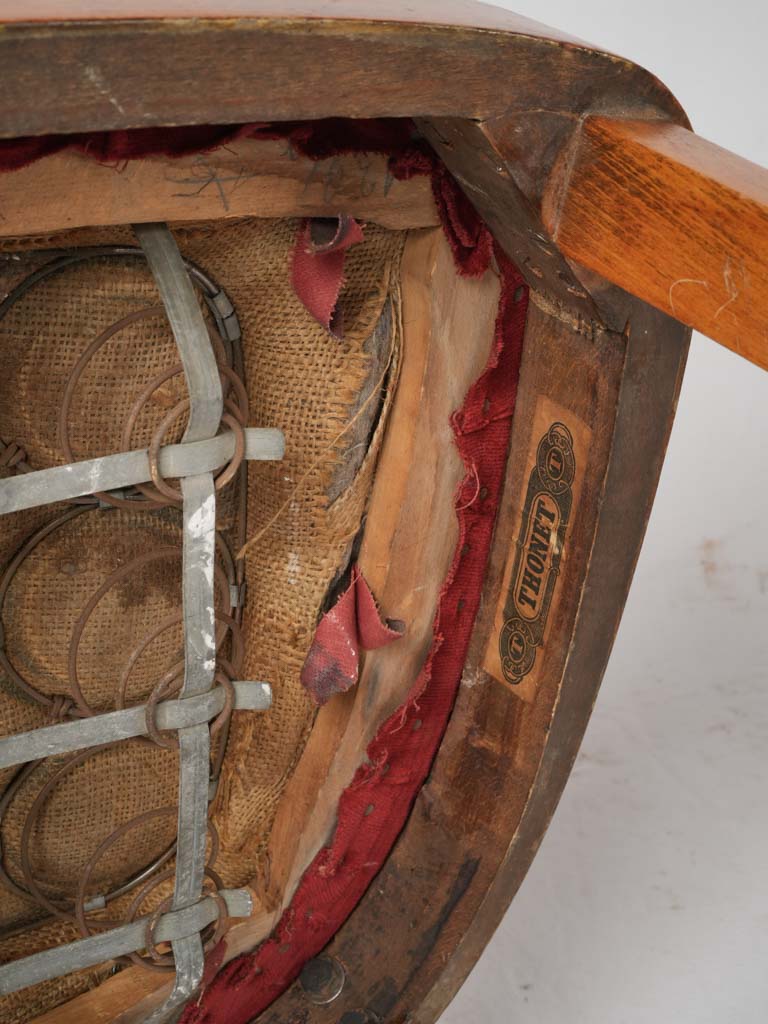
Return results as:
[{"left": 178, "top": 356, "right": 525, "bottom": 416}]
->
[
  {"left": 544, "top": 117, "right": 768, "bottom": 370},
  {"left": 0, "top": 140, "right": 437, "bottom": 240}
]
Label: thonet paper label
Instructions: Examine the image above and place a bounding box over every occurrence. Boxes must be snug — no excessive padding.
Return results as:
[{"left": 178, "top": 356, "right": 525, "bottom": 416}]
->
[{"left": 484, "top": 398, "right": 589, "bottom": 702}]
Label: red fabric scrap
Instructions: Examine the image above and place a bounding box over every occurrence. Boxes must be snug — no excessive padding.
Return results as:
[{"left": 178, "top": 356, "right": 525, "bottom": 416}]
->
[
  {"left": 0, "top": 118, "right": 416, "bottom": 176},
  {"left": 429, "top": 162, "right": 494, "bottom": 277},
  {"left": 291, "top": 215, "right": 364, "bottom": 336},
  {"left": 0, "top": 122, "right": 267, "bottom": 174},
  {"left": 300, "top": 566, "right": 403, "bottom": 706}
]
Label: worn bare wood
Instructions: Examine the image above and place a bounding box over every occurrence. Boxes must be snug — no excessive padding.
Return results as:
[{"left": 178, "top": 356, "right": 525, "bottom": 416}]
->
[
  {"left": 260, "top": 227, "right": 501, "bottom": 911},
  {"left": 0, "top": 7, "right": 683, "bottom": 140},
  {"left": 542, "top": 116, "right": 768, "bottom": 370},
  {"left": 30, "top": 970, "right": 168, "bottom": 1024},
  {"left": 0, "top": 140, "right": 437, "bottom": 239}
]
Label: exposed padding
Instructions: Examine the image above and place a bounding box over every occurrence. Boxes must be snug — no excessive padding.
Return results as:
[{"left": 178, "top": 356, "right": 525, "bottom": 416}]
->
[
  {"left": 0, "top": 217, "right": 404, "bottom": 1023},
  {"left": 197, "top": 219, "right": 404, "bottom": 871}
]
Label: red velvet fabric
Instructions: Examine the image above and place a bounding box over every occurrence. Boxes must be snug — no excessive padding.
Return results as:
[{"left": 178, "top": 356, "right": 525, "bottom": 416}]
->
[{"left": 0, "top": 118, "right": 414, "bottom": 175}]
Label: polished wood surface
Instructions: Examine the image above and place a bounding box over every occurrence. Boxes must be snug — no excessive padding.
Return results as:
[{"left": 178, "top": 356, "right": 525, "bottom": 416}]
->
[{"left": 543, "top": 117, "right": 768, "bottom": 371}]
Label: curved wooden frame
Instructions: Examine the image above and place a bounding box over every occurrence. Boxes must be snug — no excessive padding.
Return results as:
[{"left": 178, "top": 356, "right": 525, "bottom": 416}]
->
[
  {"left": 12, "top": 1, "right": 768, "bottom": 1021},
  {"left": 249, "top": 279, "right": 689, "bottom": 1024}
]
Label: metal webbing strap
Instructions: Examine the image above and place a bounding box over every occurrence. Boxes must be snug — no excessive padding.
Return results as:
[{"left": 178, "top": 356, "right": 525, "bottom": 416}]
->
[
  {"left": 0, "top": 681, "right": 271, "bottom": 771},
  {"left": 0, "top": 889, "right": 252, "bottom": 995},
  {"left": 138, "top": 223, "right": 227, "bottom": 1022},
  {"left": 0, "top": 428, "right": 284, "bottom": 516}
]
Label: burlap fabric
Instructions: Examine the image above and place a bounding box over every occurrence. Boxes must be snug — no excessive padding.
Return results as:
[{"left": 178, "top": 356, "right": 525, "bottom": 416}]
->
[{"left": 0, "top": 218, "right": 404, "bottom": 1022}]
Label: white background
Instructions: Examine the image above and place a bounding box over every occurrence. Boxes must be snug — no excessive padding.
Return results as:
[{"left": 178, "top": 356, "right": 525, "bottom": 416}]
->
[{"left": 442, "top": 2, "right": 768, "bottom": 1022}]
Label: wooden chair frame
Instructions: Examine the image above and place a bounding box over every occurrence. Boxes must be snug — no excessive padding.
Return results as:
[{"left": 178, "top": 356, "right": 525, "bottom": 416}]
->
[{"left": 1, "top": 3, "right": 765, "bottom": 1023}]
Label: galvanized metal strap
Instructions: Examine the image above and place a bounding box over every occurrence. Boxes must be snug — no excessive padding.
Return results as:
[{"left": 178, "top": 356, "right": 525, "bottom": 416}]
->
[
  {"left": 0, "top": 889, "right": 252, "bottom": 996},
  {"left": 139, "top": 226, "right": 228, "bottom": 1021},
  {"left": 154, "top": 474, "right": 218, "bottom": 1018},
  {"left": 0, "top": 681, "right": 272, "bottom": 771},
  {"left": 134, "top": 223, "right": 223, "bottom": 444},
  {"left": 0, "top": 428, "right": 284, "bottom": 515}
]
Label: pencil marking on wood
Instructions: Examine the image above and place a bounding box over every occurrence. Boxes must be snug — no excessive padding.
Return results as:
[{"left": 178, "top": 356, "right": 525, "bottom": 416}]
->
[{"left": 166, "top": 156, "right": 260, "bottom": 212}]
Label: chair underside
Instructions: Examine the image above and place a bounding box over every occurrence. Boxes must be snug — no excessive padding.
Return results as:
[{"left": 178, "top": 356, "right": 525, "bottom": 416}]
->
[{"left": 2, "top": 2, "right": 744, "bottom": 1017}]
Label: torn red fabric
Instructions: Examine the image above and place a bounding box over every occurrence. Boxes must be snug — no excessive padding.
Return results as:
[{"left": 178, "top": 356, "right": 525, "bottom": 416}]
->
[
  {"left": 300, "top": 566, "right": 403, "bottom": 705},
  {"left": 429, "top": 162, "right": 494, "bottom": 277},
  {"left": 0, "top": 122, "right": 265, "bottom": 174},
  {"left": 291, "top": 215, "right": 364, "bottom": 336},
  {"left": 0, "top": 118, "right": 419, "bottom": 175}
]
